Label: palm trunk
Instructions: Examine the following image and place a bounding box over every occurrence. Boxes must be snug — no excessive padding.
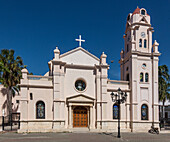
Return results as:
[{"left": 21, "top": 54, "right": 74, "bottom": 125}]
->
[
  {"left": 162, "top": 100, "right": 165, "bottom": 128},
  {"left": 7, "top": 87, "right": 13, "bottom": 123}
]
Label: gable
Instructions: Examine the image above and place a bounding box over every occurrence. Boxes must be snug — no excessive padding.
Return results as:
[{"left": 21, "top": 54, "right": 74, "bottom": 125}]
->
[
  {"left": 67, "top": 94, "right": 95, "bottom": 103},
  {"left": 60, "top": 47, "right": 100, "bottom": 66}
]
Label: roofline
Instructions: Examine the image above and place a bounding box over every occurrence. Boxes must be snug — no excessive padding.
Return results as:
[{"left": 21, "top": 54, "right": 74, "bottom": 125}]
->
[{"left": 60, "top": 47, "right": 100, "bottom": 61}]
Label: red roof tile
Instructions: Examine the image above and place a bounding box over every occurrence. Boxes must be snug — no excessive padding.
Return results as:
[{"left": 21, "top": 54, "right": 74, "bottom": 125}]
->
[
  {"left": 132, "top": 7, "right": 140, "bottom": 15},
  {"left": 132, "top": 7, "right": 149, "bottom": 16}
]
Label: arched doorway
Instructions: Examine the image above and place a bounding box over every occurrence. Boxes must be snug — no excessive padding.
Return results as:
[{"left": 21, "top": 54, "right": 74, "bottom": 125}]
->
[{"left": 73, "top": 106, "right": 88, "bottom": 127}]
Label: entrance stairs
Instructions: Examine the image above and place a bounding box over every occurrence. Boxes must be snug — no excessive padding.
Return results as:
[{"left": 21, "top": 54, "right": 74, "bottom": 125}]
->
[{"left": 70, "top": 128, "right": 90, "bottom": 133}]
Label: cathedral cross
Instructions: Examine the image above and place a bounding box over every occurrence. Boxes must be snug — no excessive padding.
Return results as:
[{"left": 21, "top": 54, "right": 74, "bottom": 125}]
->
[{"left": 75, "top": 35, "right": 85, "bottom": 47}]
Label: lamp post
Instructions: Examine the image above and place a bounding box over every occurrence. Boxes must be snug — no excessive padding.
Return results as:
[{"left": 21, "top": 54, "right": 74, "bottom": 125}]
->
[
  {"left": 110, "top": 88, "right": 127, "bottom": 138},
  {"left": 2, "top": 109, "right": 5, "bottom": 131}
]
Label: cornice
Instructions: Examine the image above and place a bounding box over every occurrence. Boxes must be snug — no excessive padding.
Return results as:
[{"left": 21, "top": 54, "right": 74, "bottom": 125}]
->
[
  {"left": 107, "top": 89, "right": 131, "bottom": 92},
  {"left": 108, "top": 79, "right": 129, "bottom": 84},
  {"left": 51, "top": 60, "right": 66, "bottom": 66},
  {"left": 65, "top": 64, "right": 95, "bottom": 70},
  {"left": 131, "top": 22, "right": 151, "bottom": 27},
  {"left": 19, "top": 84, "right": 53, "bottom": 89},
  {"left": 27, "top": 75, "right": 52, "bottom": 79}
]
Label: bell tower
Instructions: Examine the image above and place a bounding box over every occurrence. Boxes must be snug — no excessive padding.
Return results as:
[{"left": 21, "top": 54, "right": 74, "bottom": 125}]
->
[
  {"left": 124, "top": 7, "right": 152, "bottom": 54},
  {"left": 119, "top": 7, "right": 161, "bottom": 131}
]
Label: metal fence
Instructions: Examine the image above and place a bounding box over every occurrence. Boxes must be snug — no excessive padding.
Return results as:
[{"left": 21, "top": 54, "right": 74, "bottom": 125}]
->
[
  {"left": 159, "top": 118, "right": 170, "bottom": 130},
  {"left": 1, "top": 113, "right": 20, "bottom": 131}
]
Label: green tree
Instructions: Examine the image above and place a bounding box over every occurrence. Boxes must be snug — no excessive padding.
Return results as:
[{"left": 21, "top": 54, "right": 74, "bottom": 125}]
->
[
  {"left": 0, "top": 49, "right": 26, "bottom": 119},
  {"left": 158, "top": 65, "right": 170, "bottom": 123}
]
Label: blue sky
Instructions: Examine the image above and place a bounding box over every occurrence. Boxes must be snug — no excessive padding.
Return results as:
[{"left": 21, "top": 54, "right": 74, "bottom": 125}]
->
[{"left": 0, "top": 0, "right": 169, "bottom": 80}]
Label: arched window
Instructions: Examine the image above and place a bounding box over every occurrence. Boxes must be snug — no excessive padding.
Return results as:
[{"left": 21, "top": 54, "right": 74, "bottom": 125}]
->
[
  {"left": 145, "top": 73, "right": 149, "bottom": 82},
  {"left": 141, "top": 10, "right": 146, "bottom": 15},
  {"left": 144, "top": 39, "right": 147, "bottom": 48},
  {"left": 140, "top": 73, "right": 143, "bottom": 82},
  {"left": 36, "top": 101, "right": 45, "bottom": 119},
  {"left": 113, "top": 104, "right": 120, "bottom": 119},
  {"left": 141, "top": 104, "right": 148, "bottom": 120},
  {"left": 139, "top": 39, "right": 142, "bottom": 47}
]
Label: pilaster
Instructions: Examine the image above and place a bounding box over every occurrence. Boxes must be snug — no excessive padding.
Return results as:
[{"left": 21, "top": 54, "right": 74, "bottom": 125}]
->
[
  {"left": 20, "top": 68, "right": 29, "bottom": 131},
  {"left": 100, "top": 52, "right": 109, "bottom": 129},
  {"left": 52, "top": 47, "right": 61, "bottom": 120}
]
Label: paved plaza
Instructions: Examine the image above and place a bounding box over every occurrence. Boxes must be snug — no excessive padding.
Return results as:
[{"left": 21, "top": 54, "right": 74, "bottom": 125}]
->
[{"left": 0, "top": 132, "right": 170, "bottom": 142}]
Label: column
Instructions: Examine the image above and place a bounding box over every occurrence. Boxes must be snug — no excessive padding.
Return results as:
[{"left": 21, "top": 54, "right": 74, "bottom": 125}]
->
[
  {"left": 90, "top": 106, "right": 93, "bottom": 129},
  {"left": 69, "top": 105, "right": 72, "bottom": 128}
]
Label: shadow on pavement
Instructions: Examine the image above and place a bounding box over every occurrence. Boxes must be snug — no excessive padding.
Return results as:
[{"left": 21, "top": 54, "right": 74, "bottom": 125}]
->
[{"left": 98, "top": 132, "right": 118, "bottom": 138}]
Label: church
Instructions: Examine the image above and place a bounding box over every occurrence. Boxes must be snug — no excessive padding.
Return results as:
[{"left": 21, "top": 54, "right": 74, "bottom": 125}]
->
[{"left": 17, "top": 7, "right": 161, "bottom": 132}]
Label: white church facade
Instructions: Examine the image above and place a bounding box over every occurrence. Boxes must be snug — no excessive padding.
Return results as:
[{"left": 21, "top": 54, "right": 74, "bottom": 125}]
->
[{"left": 4, "top": 7, "right": 161, "bottom": 132}]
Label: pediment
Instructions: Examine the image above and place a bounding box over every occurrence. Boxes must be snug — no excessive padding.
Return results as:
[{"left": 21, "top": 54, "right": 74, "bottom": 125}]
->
[
  {"left": 60, "top": 47, "right": 100, "bottom": 66},
  {"left": 139, "top": 17, "right": 148, "bottom": 23},
  {"left": 67, "top": 94, "right": 95, "bottom": 102}
]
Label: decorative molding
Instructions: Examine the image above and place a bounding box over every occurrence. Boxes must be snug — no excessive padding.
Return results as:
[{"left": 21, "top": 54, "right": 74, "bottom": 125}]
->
[
  {"left": 107, "top": 89, "right": 131, "bottom": 92},
  {"left": 20, "top": 120, "right": 65, "bottom": 122},
  {"left": 19, "top": 84, "right": 53, "bottom": 89},
  {"left": 27, "top": 75, "right": 52, "bottom": 79},
  {"left": 65, "top": 64, "right": 95, "bottom": 70},
  {"left": 53, "top": 100, "right": 65, "bottom": 103},
  {"left": 108, "top": 79, "right": 129, "bottom": 84},
  {"left": 97, "top": 101, "right": 107, "bottom": 103}
]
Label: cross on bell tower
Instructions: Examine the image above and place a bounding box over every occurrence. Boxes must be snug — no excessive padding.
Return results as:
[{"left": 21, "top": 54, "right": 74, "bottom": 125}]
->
[{"left": 75, "top": 35, "right": 85, "bottom": 47}]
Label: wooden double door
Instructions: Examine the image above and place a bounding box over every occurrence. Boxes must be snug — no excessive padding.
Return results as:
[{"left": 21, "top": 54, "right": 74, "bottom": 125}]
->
[{"left": 73, "top": 106, "right": 88, "bottom": 127}]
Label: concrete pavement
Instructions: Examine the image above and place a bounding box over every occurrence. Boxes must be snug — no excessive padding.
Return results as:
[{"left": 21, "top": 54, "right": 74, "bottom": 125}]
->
[{"left": 0, "top": 132, "right": 170, "bottom": 142}]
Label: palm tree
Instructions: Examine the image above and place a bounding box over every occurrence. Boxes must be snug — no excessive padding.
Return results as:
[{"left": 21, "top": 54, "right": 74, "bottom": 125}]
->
[
  {"left": 158, "top": 65, "right": 170, "bottom": 126},
  {"left": 0, "top": 49, "right": 26, "bottom": 121}
]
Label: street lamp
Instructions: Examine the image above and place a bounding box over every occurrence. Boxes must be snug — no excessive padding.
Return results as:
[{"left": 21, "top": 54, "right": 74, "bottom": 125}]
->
[
  {"left": 2, "top": 109, "right": 5, "bottom": 131},
  {"left": 110, "top": 88, "right": 127, "bottom": 138}
]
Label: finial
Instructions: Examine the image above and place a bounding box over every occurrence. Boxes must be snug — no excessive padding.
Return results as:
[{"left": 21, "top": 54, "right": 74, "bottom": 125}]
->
[
  {"left": 154, "top": 40, "right": 159, "bottom": 46},
  {"left": 101, "top": 52, "right": 107, "bottom": 58},
  {"left": 54, "top": 46, "right": 60, "bottom": 53},
  {"left": 21, "top": 68, "right": 28, "bottom": 73},
  {"left": 137, "top": 6, "right": 139, "bottom": 8}
]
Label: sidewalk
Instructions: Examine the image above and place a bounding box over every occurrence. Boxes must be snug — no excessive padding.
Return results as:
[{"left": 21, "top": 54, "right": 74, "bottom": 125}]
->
[
  {"left": 0, "top": 132, "right": 170, "bottom": 142},
  {"left": 159, "top": 126, "right": 170, "bottom": 133}
]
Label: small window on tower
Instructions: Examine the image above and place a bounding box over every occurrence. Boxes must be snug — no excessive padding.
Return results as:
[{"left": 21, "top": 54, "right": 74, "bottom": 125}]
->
[
  {"left": 30, "top": 93, "right": 33, "bottom": 100},
  {"left": 139, "top": 39, "right": 142, "bottom": 47},
  {"left": 144, "top": 39, "right": 147, "bottom": 48},
  {"left": 127, "top": 44, "right": 129, "bottom": 52},
  {"left": 145, "top": 73, "right": 149, "bottom": 82},
  {"left": 141, "top": 10, "right": 146, "bottom": 15},
  {"left": 140, "top": 73, "right": 143, "bottom": 82},
  {"left": 126, "top": 74, "right": 129, "bottom": 81}
]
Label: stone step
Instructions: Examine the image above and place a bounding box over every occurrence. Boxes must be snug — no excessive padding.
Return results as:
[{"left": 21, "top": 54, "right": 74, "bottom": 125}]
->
[{"left": 70, "top": 128, "right": 90, "bottom": 133}]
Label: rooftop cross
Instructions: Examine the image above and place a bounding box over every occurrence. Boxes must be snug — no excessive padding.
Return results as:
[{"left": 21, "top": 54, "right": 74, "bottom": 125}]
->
[{"left": 75, "top": 35, "right": 85, "bottom": 47}]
